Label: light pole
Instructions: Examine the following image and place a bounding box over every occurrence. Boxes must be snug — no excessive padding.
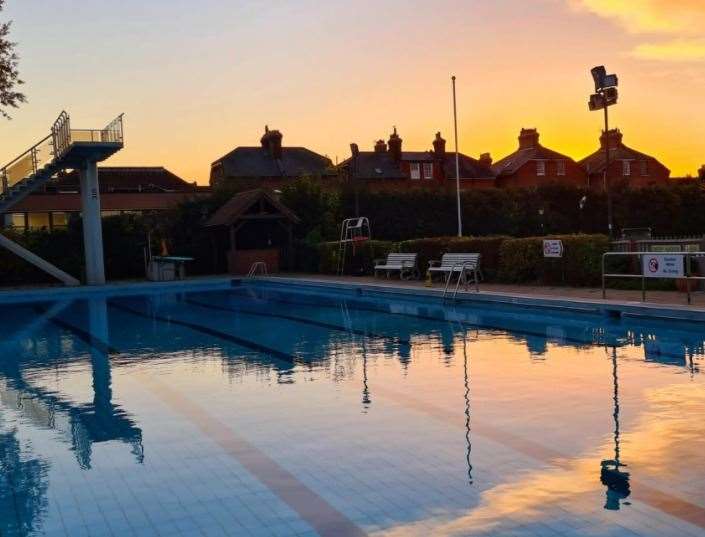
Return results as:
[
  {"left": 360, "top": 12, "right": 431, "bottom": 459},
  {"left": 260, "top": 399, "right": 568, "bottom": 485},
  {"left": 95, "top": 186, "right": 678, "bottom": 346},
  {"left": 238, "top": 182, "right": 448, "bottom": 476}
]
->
[
  {"left": 589, "top": 66, "right": 619, "bottom": 240},
  {"left": 452, "top": 76, "right": 462, "bottom": 237}
]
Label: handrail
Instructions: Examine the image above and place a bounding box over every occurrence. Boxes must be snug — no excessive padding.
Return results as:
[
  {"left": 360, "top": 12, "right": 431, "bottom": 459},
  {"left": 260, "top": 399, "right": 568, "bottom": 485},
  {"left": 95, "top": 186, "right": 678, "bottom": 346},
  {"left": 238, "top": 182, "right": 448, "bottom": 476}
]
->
[
  {"left": 0, "top": 134, "right": 52, "bottom": 171},
  {"left": 602, "top": 251, "right": 705, "bottom": 305},
  {"left": 247, "top": 261, "right": 268, "bottom": 278},
  {"left": 443, "top": 261, "right": 479, "bottom": 300}
]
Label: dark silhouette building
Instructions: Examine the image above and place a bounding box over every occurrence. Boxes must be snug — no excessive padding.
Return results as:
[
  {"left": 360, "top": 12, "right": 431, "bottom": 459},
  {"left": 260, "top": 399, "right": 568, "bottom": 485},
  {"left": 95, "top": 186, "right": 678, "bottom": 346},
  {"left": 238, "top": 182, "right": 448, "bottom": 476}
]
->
[
  {"left": 579, "top": 129, "right": 670, "bottom": 190},
  {"left": 210, "top": 126, "right": 334, "bottom": 189},
  {"left": 491, "top": 128, "right": 587, "bottom": 188}
]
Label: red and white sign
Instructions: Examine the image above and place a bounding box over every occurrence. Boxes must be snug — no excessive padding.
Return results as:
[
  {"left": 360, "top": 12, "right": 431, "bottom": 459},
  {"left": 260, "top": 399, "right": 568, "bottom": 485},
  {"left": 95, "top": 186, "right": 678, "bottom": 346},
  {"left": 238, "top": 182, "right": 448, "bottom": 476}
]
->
[{"left": 642, "top": 254, "right": 684, "bottom": 278}]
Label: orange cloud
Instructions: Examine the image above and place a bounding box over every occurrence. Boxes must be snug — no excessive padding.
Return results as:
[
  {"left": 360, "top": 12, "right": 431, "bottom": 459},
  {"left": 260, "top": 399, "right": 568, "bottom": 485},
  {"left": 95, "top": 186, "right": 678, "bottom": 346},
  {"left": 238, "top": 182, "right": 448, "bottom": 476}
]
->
[{"left": 570, "top": 0, "right": 705, "bottom": 61}]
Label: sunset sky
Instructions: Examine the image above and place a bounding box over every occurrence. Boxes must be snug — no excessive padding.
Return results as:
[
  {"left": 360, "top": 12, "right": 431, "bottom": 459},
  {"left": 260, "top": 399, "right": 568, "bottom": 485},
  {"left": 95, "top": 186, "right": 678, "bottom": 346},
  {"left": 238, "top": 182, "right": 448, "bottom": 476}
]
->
[{"left": 1, "top": 0, "right": 704, "bottom": 184}]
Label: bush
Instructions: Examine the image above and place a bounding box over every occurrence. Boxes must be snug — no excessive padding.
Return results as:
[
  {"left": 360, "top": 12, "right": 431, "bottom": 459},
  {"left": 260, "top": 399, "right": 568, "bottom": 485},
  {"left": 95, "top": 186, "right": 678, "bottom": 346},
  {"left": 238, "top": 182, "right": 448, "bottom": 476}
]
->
[
  {"left": 318, "top": 240, "right": 395, "bottom": 275},
  {"left": 498, "top": 234, "right": 610, "bottom": 286},
  {"left": 398, "top": 236, "right": 509, "bottom": 280}
]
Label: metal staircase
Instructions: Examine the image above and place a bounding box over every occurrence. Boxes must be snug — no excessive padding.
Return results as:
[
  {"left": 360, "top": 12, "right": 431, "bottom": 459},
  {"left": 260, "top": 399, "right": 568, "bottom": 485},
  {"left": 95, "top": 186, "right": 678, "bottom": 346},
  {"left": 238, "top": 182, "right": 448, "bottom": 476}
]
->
[{"left": 0, "top": 111, "right": 124, "bottom": 285}]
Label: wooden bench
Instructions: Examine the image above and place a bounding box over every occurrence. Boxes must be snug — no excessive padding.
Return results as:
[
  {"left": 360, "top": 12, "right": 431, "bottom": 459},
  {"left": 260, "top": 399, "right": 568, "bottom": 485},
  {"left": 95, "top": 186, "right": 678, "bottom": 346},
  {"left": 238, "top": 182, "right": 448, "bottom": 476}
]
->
[
  {"left": 428, "top": 253, "right": 481, "bottom": 285},
  {"left": 374, "top": 253, "right": 419, "bottom": 280}
]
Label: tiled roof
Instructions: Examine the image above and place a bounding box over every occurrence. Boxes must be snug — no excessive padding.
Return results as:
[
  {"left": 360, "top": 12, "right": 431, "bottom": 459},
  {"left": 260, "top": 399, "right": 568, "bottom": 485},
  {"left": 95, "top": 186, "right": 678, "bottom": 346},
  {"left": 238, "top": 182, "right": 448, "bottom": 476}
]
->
[
  {"left": 51, "top": 167, "right": 197, "bottom": 193},
  {"left": 212, "top": 147, "right": 333, "bottom": 178},
  {"left": 340, "top": 151, "right": 494, "bottom": 180},
  {"left": 578, "top": 144, "right": 670, "bottom": 175},
  {"left": 492, "top": 146, "right": 573, "bottom": 176},
  {"left": 205, "top": 189, "right": 300, "bottom": 227}
]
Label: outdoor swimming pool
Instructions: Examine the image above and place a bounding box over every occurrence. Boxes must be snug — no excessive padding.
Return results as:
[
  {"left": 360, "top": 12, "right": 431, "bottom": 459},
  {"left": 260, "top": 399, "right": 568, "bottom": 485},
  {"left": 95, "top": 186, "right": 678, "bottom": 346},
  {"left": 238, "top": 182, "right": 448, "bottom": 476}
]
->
[{"left": 1, "top": 280, "right": 704, "bottom": 537}]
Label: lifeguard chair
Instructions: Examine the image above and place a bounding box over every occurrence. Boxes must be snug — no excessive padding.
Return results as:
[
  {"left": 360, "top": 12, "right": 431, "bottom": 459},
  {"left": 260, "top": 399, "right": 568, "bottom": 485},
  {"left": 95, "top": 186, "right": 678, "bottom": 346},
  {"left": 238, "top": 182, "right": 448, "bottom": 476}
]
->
[{"left": 337, "top": 217, "right": 371, "bottom": 275}]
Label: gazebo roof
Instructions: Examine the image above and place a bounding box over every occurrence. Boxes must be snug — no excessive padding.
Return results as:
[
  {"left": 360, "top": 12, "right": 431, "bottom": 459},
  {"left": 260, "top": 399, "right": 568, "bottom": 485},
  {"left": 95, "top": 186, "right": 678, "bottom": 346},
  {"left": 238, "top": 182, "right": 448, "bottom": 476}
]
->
[{"left": 205, "top": 189, "right": 300, "bottom": 227}]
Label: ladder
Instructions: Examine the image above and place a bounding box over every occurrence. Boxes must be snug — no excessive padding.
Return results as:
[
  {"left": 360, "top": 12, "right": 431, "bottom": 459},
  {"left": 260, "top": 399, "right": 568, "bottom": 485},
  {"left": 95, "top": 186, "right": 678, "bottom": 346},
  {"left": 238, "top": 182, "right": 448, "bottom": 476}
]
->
[
  {"left": 246, "top": 261, "right": 268, "bottom": 278},
  {"left": 443, "top": 261, "right": 479, "bottom": 301}
]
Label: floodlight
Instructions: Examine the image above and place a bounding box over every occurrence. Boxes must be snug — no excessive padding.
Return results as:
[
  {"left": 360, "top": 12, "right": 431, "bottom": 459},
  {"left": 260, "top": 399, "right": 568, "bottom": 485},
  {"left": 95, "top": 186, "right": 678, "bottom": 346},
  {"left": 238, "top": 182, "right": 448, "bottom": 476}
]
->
[{"left": 591, "top": 66, "right": 606, "bottom": 91}]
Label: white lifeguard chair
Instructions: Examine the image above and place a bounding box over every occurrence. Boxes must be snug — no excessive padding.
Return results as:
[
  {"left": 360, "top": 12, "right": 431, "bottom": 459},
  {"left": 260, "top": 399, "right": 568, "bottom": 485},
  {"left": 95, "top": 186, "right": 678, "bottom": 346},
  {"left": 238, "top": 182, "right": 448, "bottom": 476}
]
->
[{"left": 337, "top": 217, "right": 371, "bottom": 275}]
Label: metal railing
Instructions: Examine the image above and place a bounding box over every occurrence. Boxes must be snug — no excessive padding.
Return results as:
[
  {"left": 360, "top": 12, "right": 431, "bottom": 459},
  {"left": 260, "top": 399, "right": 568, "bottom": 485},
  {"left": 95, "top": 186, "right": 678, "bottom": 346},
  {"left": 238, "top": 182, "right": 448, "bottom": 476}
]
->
[
  {"left": 1, "top": 134, "right": 54, "bottom": 195},
  {"left": 1, "top": 112, "right": 125, "bottom": 198},
  {"left": 247, "top": 262, "right": 268, "bottom": 278},
  {"left": 602, "top": 251, "right": 705, "bottom": 304},
  {"left": 443, "top": 261, "right": 480, "bottom": 300}
]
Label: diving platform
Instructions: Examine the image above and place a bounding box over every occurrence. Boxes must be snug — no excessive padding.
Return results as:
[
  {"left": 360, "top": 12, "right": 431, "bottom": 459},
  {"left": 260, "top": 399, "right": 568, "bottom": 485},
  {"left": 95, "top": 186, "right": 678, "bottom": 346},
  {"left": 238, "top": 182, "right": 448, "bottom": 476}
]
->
[{"left": 0, "top": 111, "right": 125, "bottom": 285}]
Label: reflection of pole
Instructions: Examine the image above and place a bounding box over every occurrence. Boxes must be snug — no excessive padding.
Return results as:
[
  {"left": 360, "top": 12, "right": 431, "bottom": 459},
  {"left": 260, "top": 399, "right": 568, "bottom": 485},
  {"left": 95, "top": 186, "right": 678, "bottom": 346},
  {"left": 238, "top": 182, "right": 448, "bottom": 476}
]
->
[
  {"left": 462, "top": 328, "right": 473, "bottom": 485},
  {"left": 600, "top": 346, "right": 630, "bottom": 510},
  {"left": 362, "top": 339, "right": 371, "bottom": 410},
  {"left": 611, "top": 346, "right": 620, "bottom": 466}
]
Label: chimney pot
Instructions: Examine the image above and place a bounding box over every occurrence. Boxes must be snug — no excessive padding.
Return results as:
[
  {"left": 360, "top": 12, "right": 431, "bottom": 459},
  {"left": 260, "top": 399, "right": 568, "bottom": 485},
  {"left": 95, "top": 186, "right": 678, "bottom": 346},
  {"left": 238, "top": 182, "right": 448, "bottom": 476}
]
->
[
  {"left": 518, "top": 128, "right": 539, "bottom": 149},
  {"left": 388, "top": 126, "right": 403, "bottom": 162},
  {"left": 479, "top": 152, "right": 493, "bottom": 167},
  {"left": 600, "top": 128, "right": 623, "bottom": 150},
  {"left": 260, "top": 126, "right": 283, "bottom": 158},
  {"left": 432, "top": 132, "right": 446, "bottom": 160}
]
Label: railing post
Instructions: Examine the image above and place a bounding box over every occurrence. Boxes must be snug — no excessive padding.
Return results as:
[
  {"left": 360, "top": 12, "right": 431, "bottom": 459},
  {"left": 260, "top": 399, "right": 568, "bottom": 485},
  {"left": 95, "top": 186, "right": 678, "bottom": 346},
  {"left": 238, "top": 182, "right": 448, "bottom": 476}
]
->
[
  {"left": 602, "top": 253, "right": 606, "bottom": 299},
  {"left": 687, "top": 252, "right": 692, "bottom": 305},
  {"left": 640, "top": 253, "right": 646, "bottom": 302},
  {"left": 2, "top": 171, "right": 7, "bottom": 194}
]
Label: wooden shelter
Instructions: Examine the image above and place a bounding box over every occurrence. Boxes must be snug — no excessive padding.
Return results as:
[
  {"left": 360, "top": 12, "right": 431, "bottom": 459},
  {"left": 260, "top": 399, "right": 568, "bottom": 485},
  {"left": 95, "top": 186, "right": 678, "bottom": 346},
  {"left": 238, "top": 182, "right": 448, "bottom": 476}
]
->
[{"left": 205, "top": 189, "right": 300, "bottom": 274}]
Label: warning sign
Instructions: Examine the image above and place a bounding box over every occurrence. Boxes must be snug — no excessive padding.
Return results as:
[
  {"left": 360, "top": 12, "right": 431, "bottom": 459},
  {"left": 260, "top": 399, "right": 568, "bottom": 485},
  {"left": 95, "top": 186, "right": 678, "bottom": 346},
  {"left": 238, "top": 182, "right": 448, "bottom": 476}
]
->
[{"left": 642, "top": 254, "right": 684, "bottom": 278}]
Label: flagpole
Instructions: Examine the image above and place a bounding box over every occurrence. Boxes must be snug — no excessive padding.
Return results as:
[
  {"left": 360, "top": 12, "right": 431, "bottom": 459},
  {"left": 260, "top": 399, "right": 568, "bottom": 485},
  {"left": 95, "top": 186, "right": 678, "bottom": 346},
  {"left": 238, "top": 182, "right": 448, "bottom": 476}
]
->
[{"left": 452, "top": 75, "right": 462, "bottom": 237}]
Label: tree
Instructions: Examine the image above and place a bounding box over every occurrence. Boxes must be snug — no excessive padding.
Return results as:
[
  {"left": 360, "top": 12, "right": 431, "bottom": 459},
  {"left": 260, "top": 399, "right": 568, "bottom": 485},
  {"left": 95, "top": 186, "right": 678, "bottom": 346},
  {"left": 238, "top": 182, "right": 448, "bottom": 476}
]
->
[{"left": 0, "top": 0, "right": 24, "bottom": 118}]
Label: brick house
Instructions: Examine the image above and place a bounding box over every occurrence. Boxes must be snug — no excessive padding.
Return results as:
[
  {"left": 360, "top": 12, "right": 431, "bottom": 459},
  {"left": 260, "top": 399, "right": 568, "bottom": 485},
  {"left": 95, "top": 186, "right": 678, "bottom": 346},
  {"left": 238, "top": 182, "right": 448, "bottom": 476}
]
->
[
  {"left": 490, "top": 128, "right": 586, "bottom": 188},
  {"left": 339, "top": 128, "right": 495, "bottom": 190},
  {"left": 210, "top": 126, "right": 334, "bottom": 189},
  {"left": 579, "top": 129, "right": 670, "bottom": 190},
  {"left": 2, "top": 167, "right": 206, "bottom": 231}
]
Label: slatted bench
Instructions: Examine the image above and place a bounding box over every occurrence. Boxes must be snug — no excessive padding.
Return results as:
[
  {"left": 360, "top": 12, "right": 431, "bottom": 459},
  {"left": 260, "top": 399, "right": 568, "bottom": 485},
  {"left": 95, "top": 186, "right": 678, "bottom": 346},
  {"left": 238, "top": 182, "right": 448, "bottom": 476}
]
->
[
  {"left": 428, "top": 253, "right": 482, "bottom": 285},
  {"left": 373, "top": 253, "right": 419, "bottom": 280}
]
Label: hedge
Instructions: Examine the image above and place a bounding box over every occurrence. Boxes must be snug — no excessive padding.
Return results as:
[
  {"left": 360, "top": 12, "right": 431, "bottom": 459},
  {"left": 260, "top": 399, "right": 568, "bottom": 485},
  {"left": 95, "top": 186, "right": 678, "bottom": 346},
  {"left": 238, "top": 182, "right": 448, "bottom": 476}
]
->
[
  {"left": 498, "top": 234, "right": 610, "bottom": 286},
  {"left": 314, "top": 233, "right": 611, "bottom": 287}
]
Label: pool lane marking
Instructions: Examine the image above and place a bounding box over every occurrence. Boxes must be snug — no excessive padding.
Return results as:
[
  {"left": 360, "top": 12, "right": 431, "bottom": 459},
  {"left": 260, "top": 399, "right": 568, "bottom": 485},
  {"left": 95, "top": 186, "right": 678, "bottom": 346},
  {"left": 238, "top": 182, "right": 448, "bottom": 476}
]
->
[
  {"left": 136, "top": 373, "right": 368, "bottom": 537},
  {"left": 183, "top": 297, "right": 411, "bottom": 345},
  {"left": 32, "top": 306, "right": 120, "bottom": 355},
  {"left": 108, "top": 300, "right": 298, "bottom": 366},
  {"left": 372, "top": 384, "right": 705, "bottom": 531}
]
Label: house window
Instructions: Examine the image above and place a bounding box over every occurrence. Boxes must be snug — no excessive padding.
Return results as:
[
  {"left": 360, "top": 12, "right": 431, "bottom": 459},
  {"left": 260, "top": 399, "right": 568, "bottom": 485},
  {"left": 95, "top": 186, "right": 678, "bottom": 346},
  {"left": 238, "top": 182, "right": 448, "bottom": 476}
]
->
[
  {"left": 536, "top": 161, "right": 546, "bottom": 176},
  {"left": 556, "top": 160, "right": 566, "bottom": 176},
  {"left": 640, "top": 160, "right": 648, "bottom": 176},
  {"left": 28, "top": 212, "right": 50, "bottom": 230},
  {"left": 51, "top": 212, "right": 68, "bottom": 229},
  {"left": 7, "top": 213, "right": 26, "bottom": 230},
  {"left": 423, "top": 163, "right": 433, "bottom": 180},
  {"left": 410, "top": 163, "right": 421, "bottom": 180},
  {"left": 622, "top": 160, "right": 631, "bottom": 176}
]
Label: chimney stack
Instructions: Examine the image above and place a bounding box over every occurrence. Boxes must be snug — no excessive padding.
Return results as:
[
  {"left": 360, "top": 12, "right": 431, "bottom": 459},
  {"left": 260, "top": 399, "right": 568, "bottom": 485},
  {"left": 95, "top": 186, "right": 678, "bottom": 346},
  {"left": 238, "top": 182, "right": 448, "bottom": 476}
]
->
[
  {"left": 699, "top": 164, "right": 705, "bottom": 181},
  {"left": 350, "top": 143, "right": 359, "bottom": 158},
  {"left": 479, "top": 152, "right": 493, "bottom": 168},
  {"left": 432, "top": 132, "right": 446, "bottom": 160},
  {"left": 388, "top": 127, "right": 403, "bottom": 163},
  {"left": 374, "top": 139, "right": 387, "bottom": 153},
  {"left": 518, "top": 128, "right": 540, "bottom": 149},
  {"left": 600, "top": 128, "right": 623, "bottom": 150},
  {"left": 260, "top": 125, "right": 283, "bottom": 159}
]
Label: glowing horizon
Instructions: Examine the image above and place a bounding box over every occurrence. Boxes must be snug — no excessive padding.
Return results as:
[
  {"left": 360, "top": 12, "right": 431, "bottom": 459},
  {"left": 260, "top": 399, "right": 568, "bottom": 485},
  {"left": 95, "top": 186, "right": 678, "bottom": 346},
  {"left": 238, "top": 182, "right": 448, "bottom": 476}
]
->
[{"left": 1, "top": 0, "right": 703, "bottom": 184}]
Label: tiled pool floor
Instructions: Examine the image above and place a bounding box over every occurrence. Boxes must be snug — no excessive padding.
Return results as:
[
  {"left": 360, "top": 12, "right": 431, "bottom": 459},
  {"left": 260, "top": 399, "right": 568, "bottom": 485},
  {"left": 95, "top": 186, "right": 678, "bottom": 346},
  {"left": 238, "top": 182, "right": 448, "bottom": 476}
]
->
[{"left": 0, "top": 284, "right": 704, "bottom": 536}]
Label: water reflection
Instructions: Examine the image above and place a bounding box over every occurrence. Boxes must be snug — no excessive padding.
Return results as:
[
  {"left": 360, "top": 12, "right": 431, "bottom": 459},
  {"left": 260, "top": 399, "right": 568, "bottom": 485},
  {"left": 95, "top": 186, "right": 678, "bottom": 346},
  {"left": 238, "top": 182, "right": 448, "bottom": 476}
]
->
[
  {"left": 600, "top": 346, "right": 630, "bottom": 510},
  {"left": 0, "top": 427, "right": 49, "bottom": 537},
  {"left": 0, "top": 298, "right": 143, "bottom": 469}
]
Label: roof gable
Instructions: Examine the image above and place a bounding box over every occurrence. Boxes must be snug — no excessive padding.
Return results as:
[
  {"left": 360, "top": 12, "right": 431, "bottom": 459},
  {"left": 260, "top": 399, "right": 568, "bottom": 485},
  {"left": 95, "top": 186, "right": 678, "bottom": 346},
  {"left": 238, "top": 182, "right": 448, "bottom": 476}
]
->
[{"left": 205, "top": 189, "right": 300, "bottom": 227}]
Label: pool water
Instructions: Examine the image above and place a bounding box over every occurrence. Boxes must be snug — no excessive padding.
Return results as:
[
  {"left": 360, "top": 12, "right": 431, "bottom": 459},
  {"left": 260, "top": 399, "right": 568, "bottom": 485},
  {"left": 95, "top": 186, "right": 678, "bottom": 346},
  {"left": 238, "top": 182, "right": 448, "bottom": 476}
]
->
[{"left": 1, "top": 281, "right": 704, "bottom": 537}]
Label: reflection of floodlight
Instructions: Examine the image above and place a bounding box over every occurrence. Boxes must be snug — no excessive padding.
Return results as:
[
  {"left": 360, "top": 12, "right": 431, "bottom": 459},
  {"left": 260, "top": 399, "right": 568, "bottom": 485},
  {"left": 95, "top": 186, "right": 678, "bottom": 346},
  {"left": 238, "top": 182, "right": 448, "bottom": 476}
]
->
[{"left": 579, "top": 195, "right": 587, "bottom": 210}]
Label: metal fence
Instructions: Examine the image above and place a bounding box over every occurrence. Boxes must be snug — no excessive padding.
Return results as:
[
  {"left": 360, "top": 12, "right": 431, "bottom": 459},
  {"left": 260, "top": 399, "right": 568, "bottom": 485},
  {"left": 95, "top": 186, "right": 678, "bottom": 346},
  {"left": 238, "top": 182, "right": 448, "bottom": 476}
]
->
[{"left": 602, "top": 251, "right": 705, "bottom": 304}]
